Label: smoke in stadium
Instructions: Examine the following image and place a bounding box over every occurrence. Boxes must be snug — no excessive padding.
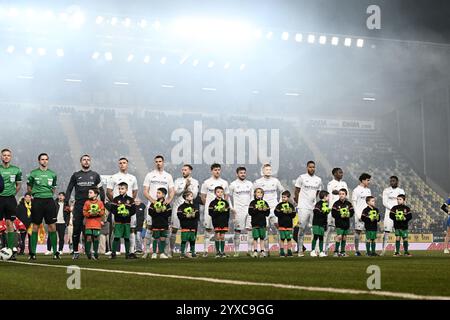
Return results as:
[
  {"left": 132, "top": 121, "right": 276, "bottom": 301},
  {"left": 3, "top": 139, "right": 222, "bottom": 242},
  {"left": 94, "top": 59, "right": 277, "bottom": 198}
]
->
[{"left": 0, "top": 0, "right": 449, "bottom": 303}]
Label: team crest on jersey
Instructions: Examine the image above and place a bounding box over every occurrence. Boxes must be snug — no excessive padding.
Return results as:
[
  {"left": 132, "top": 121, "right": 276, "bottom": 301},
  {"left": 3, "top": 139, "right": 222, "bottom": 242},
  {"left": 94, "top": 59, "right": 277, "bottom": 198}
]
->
[
  {"left": 183, "top": 206, "right": 196, "bottom": 218},
  {"left": 321, "top": 202, "right": 330, "bottom": 214},
  {"left": 339, "top": 207, "right": 350, "bottom": 218},
  {"left": 281, "top": 203, "right": 293, "bottom": 214},
  {"left": 47, "top": 178, "right": 53, "bottom": 186},
  {"left": 369, "top": 209, "right": 379, "bottom": 221},
  {"left": 117, "top": 204, "right": 129, "bottom": 217},
  {"left": 155, "top": 201, "right": 167, "bottom": 213},
  {"left": 89, "top": 203, "right": 100, "bottom": 216},
  {"left": 255, "top": 200, "right": 269, "bottom": 211},
  {"left": 9, "top": 175, "right": 15, "bottom": 183}
]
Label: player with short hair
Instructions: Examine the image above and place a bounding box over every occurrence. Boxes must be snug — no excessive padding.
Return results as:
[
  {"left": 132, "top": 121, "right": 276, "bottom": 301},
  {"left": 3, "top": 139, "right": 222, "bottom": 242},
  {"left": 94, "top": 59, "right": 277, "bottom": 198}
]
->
[
  {"left": 229, "top": 167, "right": 253, "bottom": 257},
  {"left": 253, "top": 164, "right": 285, "bottom": 257},
  {"left": 200, "top": 163, "right": 230, "bottom": 257},
  {"left": 143, "top": 155, "right": 175, "bottom": 256},
  {"left": 441, "top": 198, "right": 450, "bottom": 254},
  {"left": 82, "top": 188, "right": 105, "bottom": 260},
  {"left": 274, "top": 191, "right": 296, "bottom": 258},
  {"left": 0, "top": 148, "right": 22, "bottom": 260},
  {"left": 390, "top": 195, "right": 412, "bottom": 257},
  {"left": 169, "top": 164, "right": 199, "bottom": 257},
  {"left": 311, "top": 190, "right": 330, "bottom": 258},
  {"left": 177, "top": 191, "right": 200, "bottom": 258},
  {"left": 294, "top": 161, "right": 323, "bottom": 257},
  {"left": 352, "top": 173, "right": 372, "bottom": 256},
  {"left": 208, "top": 186, "right": 231, "bottom": 258},
  {"left": 148, "top": 188, "right": 172, "bottom": 259},
  {"left": 248, "top": 188, "right": 271, "bottom": 258},
  {"left": 331, "top": 189, "right": 354, "bottom": 257},
  {"left": 27, "top": 153, "right": 58, "bottom": 260},
  {"left": 325, "top": 168, "right": 348, "bottom": 255},
  {"left": 361, "top": 196, "right": 380, "bottom": 256},
  {"left": 107, "top": 182, "right": 137, "bottom": 259},
  {"left": 381, "top": 176, "right": 405, "bottom": 256},
  {"left": 66, "top": 154, "right": 105, "bottom": 260}
]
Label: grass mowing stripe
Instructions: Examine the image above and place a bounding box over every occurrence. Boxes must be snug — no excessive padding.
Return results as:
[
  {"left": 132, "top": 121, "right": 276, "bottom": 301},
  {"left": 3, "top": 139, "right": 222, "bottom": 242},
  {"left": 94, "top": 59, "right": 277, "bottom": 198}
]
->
[{"left": 6, "top": 260, "right": 450, "bottom": 300}]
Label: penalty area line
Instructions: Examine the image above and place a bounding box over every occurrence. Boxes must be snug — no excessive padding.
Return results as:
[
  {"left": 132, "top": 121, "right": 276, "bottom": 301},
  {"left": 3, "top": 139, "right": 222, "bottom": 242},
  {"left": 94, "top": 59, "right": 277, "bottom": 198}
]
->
[{"left": 6, "top": 260, "right": 450, "bottom": 300}]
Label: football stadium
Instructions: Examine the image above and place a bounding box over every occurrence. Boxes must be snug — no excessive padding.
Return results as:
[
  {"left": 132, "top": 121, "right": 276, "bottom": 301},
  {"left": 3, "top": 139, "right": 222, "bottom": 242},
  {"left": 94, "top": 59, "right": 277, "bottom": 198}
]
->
[{"left": 0, "top": 0, "right": 450, "bottom": 305}]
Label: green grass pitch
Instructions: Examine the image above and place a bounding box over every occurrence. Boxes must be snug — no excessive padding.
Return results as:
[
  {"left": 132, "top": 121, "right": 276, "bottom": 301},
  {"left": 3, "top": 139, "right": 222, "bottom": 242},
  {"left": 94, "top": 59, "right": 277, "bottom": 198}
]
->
[{"left": 0, "top": 251, "right": 449, "bottom": 300}]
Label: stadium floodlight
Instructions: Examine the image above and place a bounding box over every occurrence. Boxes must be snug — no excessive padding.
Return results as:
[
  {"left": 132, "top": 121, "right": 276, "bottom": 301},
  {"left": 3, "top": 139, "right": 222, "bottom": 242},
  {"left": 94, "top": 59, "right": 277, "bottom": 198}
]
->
[
  {"left": 91, "top": 51, "right": 100, "bottom": 59},
  {"left": 252, "top": 90, "right": 259, "bottom": 94},
  {"left": 192, "top": 59, "right": 199, "bottom": 67},
  {"left": 344, "top": 38, "right": 352, "bottom": 47},
  {"left": 295, "top": 33, "right": 303, "bottom": 42},
  {"left": 37, "top": 48, "right": 46, "bottom": 56},
  {"left": 114, "top": 81, "right": 129, "bottom": 85},
  {"left": 285, "top": 92, "right": 300, "bottom": 96},
  {"left": 127, "top": 54, "right": 134, "bottom": 62},
  {"left": 281, "top": 32, "right": 289, "bottom": 41},
  {"left": 64, "top": 78, "right": 82, "bottom": 83},
  {"left": 8, "top": 8, "right": 19, "bottom": 18},
  {"left": 266, "top": 31, "right": 273, "bottom": 40},
  {"left": 138, "top": 19, "right": 148, "bottom": 28},
  {"left": 254, "top": 29, "right": 262, "bottom": 39},
  {"left": 95, "top": 16, "right": 104, "bottom": 24},
  {"left": 25, "top": 47, "right": 33, "bottom": 55},
  {"left": 123, "top": 17, "right": 131, "bottom": 28},
  {"left": 239, "top": 64, "right": 246, "bottom": 71},
  {"left": 160, "top": 56, "right": 167, "bottom": 64},
  {"left": 208, "top": 61, "right": 215, "bottom": 68},
  {"left": 161, "top": 84, "right": 174, "bottom": 88},
  {"left": 110, "top": 17, "right": 118, "bottom": 26},
  {"left": 56, "top": 48, "right": 64, "bottom": 57},
  {"left": 224, "top": 62, "right": 230, "bottom": 69},
  {"left": 331, "top": 36, "right": 339, "bottom": 46},
  {"left": 319, "top": 35, "right": 327, "bottom": 44},
  {"left": 105, "top": 52, "right": 113, "bottom": 61},
  {"left": 363, "top": 97, "right": 376, "bottom": 101},
  {"left": 17, "top": 75, "right": 34, "bottom": 80},
  {"left": 307, "top": 34, "right": 315, "bottom": 44},
  {"left": 143, "top": 55, "right": 150, "bottom": 63},
  {"left": 6, "top": 45, "right": 15, "bottom": 54},
  {"left": 153, "top": 20, "right": 161, "bottom": 30},
  {"left": 356, "top": 38, "right": 364, "bottom": 47},
  {"left": 202, "top": 87, "right": 217, "bottom": 91}
]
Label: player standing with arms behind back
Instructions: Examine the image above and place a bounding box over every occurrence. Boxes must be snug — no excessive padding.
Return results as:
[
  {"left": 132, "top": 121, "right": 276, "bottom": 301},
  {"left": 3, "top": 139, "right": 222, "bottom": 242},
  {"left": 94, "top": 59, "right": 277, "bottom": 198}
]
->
[
  {"left": 325, "top": 168, "right": 348, "bottom": 255},
  {"left": 200, "top": 163, "right": 229, "bottom": 257},
  {"left": 0, "top": 149, "right": 22, "bottom": 260},
  {"left": 352, "top": 173, "right": 372, "bottom": 257},
  {"left": 27, "top": 153, "right": 58, "bottom": 260},
  {"left": 229, "top": 167, "right": 253, "bottom": 257},
  {"left": 294, "top": 161, "right": 323, "bottom": 257},
  {"left": 253, "top": 164, "right": 285, "bottom": 257},
  {"left": 381, "top": 176, "right": 405, "bottom": 256}
]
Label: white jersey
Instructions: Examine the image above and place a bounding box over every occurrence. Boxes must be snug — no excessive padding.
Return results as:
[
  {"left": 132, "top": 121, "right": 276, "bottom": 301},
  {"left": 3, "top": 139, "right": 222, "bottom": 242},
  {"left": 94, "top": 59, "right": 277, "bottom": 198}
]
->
[
  {"left": 172, "top": 177, "right": 200, "bottom": 210},
  {"left": 253, "top": 177, "right": 284, "bottom": 209},
  {"left": 143, "top": 170, "right": 175, "bottom": 203},
  {"left": 229, "top": 179, "right": 253, "bottom": 213},
  {"left": 200, "top": 177, "right": 230, "bottom": 209},
  {"left": 295, "top": 174, "right": 323, "bottom": 210},
  {"left": 327, "top": 179, "right": 349, "bottom": 207},
  {"left": 107, "top": 172, "right": 138, "bottom": 198},
  {"left": 352, "top": 185, "right": 372, "bottom": 219},
  {"left": 383, "top": 187, "right": 405, "bottom": 211}
]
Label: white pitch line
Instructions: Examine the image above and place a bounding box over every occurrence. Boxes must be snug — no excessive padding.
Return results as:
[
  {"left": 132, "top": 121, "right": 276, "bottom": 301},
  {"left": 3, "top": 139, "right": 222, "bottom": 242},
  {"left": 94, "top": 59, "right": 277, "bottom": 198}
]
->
[{"left": 6, "top": 260, "right": 450, "bottom": 300}]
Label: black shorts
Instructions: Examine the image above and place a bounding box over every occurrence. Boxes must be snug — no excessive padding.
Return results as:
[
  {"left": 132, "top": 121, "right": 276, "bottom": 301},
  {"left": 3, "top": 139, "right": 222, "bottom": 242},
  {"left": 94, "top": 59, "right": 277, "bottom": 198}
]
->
[
  {"left": 31, "top": 198, "right": 57, "bottom": 225},
  {"left": 0, "top": 196, "right": 17, "bottom": 220}
]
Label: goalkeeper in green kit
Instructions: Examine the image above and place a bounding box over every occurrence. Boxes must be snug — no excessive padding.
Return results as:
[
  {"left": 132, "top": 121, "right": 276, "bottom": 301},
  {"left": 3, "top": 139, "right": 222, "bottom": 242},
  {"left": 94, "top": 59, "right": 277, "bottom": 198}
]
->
[
  {"left": 361, "top": 196, "right": 380, "bottom": 256},
  {"left": 389, "top": 194, "right": 412, "bottom": 257}
]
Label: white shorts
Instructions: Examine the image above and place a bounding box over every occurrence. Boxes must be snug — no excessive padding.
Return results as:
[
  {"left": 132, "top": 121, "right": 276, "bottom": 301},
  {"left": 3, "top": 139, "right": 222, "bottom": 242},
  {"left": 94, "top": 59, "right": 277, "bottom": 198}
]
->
[
  {"left": 171, "top": 207, "right": 181, "bottom": 230},
  {"left": 327, "top": 214, "right": 335, "bottom": 227},
  {"left": 130, "top": 215, "right": 137, "bottom": 229},
  {"left": 234, "top": 213, "right": 252, "bottom": 231},
  {"left": 298, "top": 208, "right": 314, "bottom": 229},
  {"left": 354, "top": 215, "right": 365, "bottom": 231},
  {"left": 384, "top": 209, "right": 394, "bottom": 232}
]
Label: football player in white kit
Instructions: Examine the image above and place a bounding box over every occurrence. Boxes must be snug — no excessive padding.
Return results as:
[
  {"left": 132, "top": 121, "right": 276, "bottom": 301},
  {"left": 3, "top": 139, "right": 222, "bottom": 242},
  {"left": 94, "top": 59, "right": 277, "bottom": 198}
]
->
[
  {"left": 229, "top": 167, "right": 253, "bottom": 257},
  {"left": 351, "top": 173, "right": 372, "bottom": 256},
  {"left": 253, "top": 163, "right": 285, "bottom": 257},
  {"left": 168, "top": 164, "right": 199, "bottom": 257},
  {"left": 381, "top": 176, "right": 405, "bottom": 255},
  {"left": 143, "top": 155, "right": 175, "bottom": 258},
  {"left": 325, "top": 168, "right": 348, "bottom": 255},
  {"left": 294, "top": 161, "right": 323, "bottom": 257},
  {"left": 200, "top": 163, "right": 229, "bottom": 257}
]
